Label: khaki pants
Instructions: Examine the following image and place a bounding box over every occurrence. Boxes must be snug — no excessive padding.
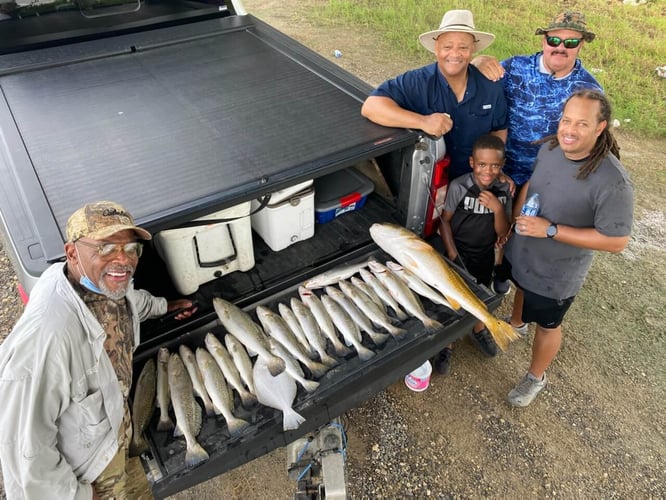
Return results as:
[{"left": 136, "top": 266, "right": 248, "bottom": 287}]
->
[{"left": 93, "top": 448, "right": 153, "bottom": 500}]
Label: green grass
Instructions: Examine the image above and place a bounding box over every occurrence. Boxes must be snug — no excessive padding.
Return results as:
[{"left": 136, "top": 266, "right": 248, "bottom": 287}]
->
[{"left": 317, "top": 0, "right": 666, "bottom": 137}]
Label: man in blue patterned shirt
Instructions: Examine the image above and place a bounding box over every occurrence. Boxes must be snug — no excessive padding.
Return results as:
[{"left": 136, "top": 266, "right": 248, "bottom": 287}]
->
[{"left": 474, "top": 11, "right": 601, "bottom": 189}]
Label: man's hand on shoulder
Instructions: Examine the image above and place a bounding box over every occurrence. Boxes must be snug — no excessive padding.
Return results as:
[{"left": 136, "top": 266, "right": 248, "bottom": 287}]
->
[{"left": 471, "top": 55, "right": 504, "bottom": 82}]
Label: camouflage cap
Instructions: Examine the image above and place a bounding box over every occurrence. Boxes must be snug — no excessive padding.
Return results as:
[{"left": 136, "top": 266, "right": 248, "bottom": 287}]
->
[
  {"left": 535, "top": 11, "right": 596, "bottom": 42},
  {"left": 66, "top": 201, "right": 152, "bottom": 242}
]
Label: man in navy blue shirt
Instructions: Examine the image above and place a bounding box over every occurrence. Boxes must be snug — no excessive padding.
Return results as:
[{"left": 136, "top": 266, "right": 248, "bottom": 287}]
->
[{"left": 361, "top": 9, "right": 507, "bottom": 181}]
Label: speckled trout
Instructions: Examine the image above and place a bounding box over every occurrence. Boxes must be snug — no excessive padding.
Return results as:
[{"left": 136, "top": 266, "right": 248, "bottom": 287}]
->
[
  {"left": 129, "top": 358, "right": 156, "bottom": 457},
  {"left": 167, "top": 353, "right": 209, "bottom": 468},
  {"left": 369, "top": 223, "right": 520, "bottom": 351},
  {"left": 213, "top": 297, "right": 286, "bottom": 376}
]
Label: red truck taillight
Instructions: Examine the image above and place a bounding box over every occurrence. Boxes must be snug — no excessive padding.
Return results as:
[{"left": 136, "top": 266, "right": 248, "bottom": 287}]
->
[{"left": 422, "top": 155, "right": 450, "bottom": 237}]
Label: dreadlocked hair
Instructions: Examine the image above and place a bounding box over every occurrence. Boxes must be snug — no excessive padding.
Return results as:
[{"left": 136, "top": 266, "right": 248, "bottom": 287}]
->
[{"left": 536, "top": 89, "right": 621, "bottom": 179}]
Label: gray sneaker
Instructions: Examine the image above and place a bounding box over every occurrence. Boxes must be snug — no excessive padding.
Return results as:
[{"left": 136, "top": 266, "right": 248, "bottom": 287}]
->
[
  {"left": 502, "top": 316, "right": 529, "bottom": 336},
  {"left": 508, "top": 372, "right": 547, "bottom": 407}
]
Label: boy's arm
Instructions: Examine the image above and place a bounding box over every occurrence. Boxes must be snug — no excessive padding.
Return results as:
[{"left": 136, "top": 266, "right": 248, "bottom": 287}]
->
[{"left": 438, "top": 210, "right": 459, "bottom": 261}]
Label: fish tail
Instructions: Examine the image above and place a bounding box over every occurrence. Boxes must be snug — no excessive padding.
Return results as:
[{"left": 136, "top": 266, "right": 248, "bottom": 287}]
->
[
  {"left": 185, "top": 440, "right": 210, "bottom": 468},
  {"left": 282, "top": 408, "right": 306, "bottom": 431},
  {"left": 387, "top": 325, "right": 408, "bottom": 339},
  {"left": 156, "top": 415, "right": 175, "bottom": 432},
  {"left": 333, "top": 341, "right": 353, "bottom": 357},
  {"left": 299, "top": 379, "right": 321, "bottom": 393},
  {"left": 239, "top": 391, "right": 259, "bottom": 409},
  {"left": 320, "top": 352, "right": 340, "bottom": 368},
  {"left": 308, "top": 361, "right": 330, "bottom": 379},
  {"left": 129, "top": 435, "right": 148, "bottom": 457},
  {"left": 356, "top": 345, "right": 376, "bottom": 361},
  {"left": 423, "top": 317, "right": 443, "bottom": 333},
  {"left": 203, "top": 398, "right": 216, "bottom": 417},
  {"left": 306, "top": 347, "right": 319, "bottom": 360},
  {"left": 267, "top": 355, "right": 287, "bottom": 376},
  {"left": 392, "top": 307, "right": 409, "bottom": 321},
  {"left": 367, "top": 330, "right": 390, "bottom": 346},
  {"left": 485, "top": 318, "right": 520, "bottom": 352},
  {"left": 226, "top": 417, "right": 251, "bottom": 437}
]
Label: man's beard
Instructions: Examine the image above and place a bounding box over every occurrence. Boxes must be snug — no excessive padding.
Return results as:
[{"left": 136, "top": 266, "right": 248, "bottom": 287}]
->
[{"left": 99, "top": 264, "right": 135, "bottom": 301}]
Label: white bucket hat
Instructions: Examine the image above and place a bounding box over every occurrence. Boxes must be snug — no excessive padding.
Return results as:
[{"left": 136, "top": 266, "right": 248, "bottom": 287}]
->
[{"left": 419, "top": 9, "right": 495, "bottom": 54}]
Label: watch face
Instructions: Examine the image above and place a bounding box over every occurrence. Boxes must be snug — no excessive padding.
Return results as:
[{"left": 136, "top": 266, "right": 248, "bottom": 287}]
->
[{"left": 547, "top": 224, "right": 557, "bottom": 238}]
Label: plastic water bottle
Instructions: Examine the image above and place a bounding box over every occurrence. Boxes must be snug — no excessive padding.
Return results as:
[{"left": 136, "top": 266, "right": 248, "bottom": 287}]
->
[{"left": 515, "top": 193, "right": 540, "bottom": 234}]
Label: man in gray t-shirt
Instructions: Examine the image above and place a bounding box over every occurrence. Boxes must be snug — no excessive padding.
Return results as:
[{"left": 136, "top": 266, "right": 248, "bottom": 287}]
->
[{"left": 503, "top": 89, "right": 633, "bottom": 408}]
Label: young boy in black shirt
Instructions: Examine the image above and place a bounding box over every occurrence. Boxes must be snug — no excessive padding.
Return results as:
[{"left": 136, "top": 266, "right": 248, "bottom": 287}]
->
[{"left": 434, "top": 135, "right": 512, "bottom": 374}]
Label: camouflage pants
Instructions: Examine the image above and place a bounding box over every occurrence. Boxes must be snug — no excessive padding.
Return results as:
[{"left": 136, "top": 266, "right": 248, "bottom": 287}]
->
[{"left": 92, "top": 447, "right": 153, "bottom": 500}]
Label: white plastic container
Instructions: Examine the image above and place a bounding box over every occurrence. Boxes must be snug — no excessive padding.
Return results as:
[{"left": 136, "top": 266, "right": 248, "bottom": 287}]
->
[
  {"left": 404, "top": 360, "right": 433, "bottom": 392},
  {"left": 250, "top": 180, "right": 314, "bottom": 252},
  {"left": 153, "top": 202, "right": 255, "bottom": 295}
]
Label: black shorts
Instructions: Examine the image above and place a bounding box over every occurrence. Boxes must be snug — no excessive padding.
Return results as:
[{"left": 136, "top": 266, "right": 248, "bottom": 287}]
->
[
  {"left": 459, "top": 248, "right": 494, "bottom": 287},
  {"left": 502, "top": 257, "right": 575, "bottom": 329}
]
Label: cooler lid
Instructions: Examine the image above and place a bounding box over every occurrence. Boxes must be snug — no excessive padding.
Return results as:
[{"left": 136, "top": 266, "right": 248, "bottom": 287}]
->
[{"left": 314, "top": 168, "right": 375, "bottom": 211}]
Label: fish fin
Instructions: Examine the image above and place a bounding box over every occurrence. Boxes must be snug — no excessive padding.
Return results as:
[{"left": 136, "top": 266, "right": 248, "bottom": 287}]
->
[
  {"left": 306, "top": 347, "right": 319, "bottom": 360},
  {"left": 387, "top": 325, "right": 408, "bottom": 339},
  {"left": 226, "top": 417, "right": 251, "bottom": 437},
  {"left": 356, "top": 345, "right": 376, "bottom": 361},
  {"left": 156, "top": 416, "right": 175, "bottom": 432},
  {"left": 266, "top": 355, "right": 287, "bottom": 376},
  {"left": 185, "top": 441, "right": 209, "bottom": 468},
  {"left": 283, "top": 409, "right": 306, "bottom": 431},
  {"left": 307, "top": 361, "right": 330, "bottom": 379},
  {"left": 239, "top": 391, "right": 259, "bottom": 409},
  {"left": 391, "top": 306, "right": 409, "bottom": 321},
  {"left": 366, "top": 330, "right": 390, "bottom": 346},
  {"left": 485, "top": 319, "right": 521, "bottom": 352},
  {"left": 333, "top": 343, "right": 353, "bottom": 358},
  {"left": 202, "top": 398, "right": 216, "bottom": 418},
  {"left": 441, "top": 295, "right": 462, "bottom": 310},
  {"left": 298, "top": 379, "right": 320, "bottom": 393},
  {"left": 423, "top": 317, "right": 443, "bottom": 333},
  {"left": 320, "top": 353, "right": 340, "bottom": 368}
]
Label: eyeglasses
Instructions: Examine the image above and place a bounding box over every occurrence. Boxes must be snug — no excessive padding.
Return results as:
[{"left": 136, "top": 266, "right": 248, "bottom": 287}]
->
[
  {"left": 545, "top": 36, "right": 582, "bottom": 49},
  {"left": 76, "top": 240, "right": 143, "bottom": 258}
]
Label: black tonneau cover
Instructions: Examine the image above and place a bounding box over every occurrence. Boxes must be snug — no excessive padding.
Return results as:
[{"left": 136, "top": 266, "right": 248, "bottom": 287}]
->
[{"left": 0, "top": 13, "right": 415, "bottom": 277}]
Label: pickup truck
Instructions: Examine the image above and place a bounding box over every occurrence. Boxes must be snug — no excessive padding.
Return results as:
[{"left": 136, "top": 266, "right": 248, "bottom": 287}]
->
[{"left": 0, "top": 0, "right": 502, "bottom": 497}]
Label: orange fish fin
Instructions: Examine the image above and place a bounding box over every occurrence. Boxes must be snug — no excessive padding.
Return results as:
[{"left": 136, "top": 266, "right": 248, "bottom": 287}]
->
[{"left": 443, "top": 295, "right": 462, "bottom": 310}]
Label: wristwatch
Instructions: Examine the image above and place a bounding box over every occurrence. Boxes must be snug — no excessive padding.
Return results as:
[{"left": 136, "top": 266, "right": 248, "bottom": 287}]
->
[{"left": 546, "top": 223, "right": 558, "bottom": 239}]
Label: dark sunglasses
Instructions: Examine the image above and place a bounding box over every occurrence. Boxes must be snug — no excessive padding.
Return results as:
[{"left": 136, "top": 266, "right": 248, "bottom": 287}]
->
[
  {"left": 76, "top": 240, "right": 143, "bottom": 258},
  {"left": 545, "top": 36, "right": 582, "bottom": 49}
]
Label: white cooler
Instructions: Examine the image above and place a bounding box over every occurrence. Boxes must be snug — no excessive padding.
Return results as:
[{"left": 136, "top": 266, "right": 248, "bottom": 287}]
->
[
  {"left": 153, "top": 202, "right": 255, "bottom": 295},
  {"left": 251, "top": 180, "right": 314, "bottom": 252}
]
